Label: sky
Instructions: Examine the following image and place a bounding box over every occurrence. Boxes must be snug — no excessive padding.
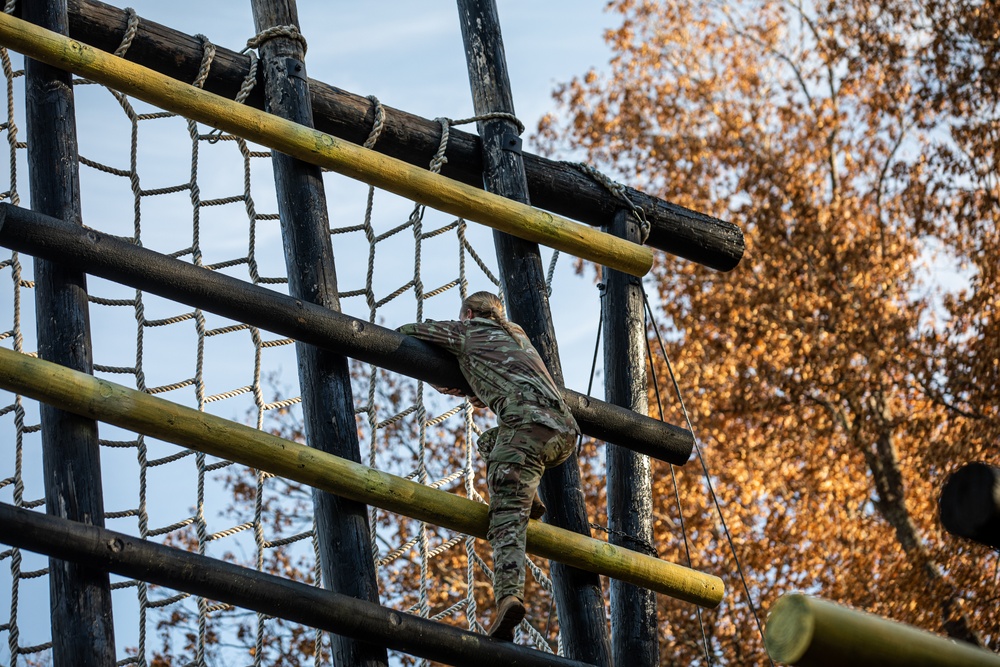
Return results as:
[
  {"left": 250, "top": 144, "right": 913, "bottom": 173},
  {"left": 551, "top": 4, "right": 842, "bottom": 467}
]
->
[{"left": 0, "top": 2, "right": 654, "bottom": 663}]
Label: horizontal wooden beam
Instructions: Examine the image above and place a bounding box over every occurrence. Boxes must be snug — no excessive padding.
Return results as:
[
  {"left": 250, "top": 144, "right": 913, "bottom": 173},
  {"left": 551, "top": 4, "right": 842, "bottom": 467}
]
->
[
  {"left": 0, "top": 346, "right": 724, "bottom": 607},
  {"left": 0, "top": 203, "right": 694, "bottom": 465},
  {"left": 0, "top": 11, "right": 652, "bottom": 277},
  {"left": 764, "top": 594, "right": 1000, "bottom": 667},
  {"left": 60, "top": 0, "right": 743, "bottom": 271},
  {"left": 0, "top": 502, "right": 588, "bottom": 667},
  {"left": 940, "top": 463, "right": 1000, "bottom": 550}
]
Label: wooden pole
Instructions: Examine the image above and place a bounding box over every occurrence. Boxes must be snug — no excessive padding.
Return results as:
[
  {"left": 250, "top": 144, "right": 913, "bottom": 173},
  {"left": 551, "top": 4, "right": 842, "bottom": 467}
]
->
[
  {"left": 456, "top": 1, "right": 612, "bottom": 663},
  {"left": 0, "top": 11, "right": 652, "bottom": 278},
  {"left": 0, "top": 346, "right": 726, "bottom": 607},
  {"left": 247, "top": 2, "right": 387, "bottom": 665},
  {"left": 22, "top": 1, "right": 116, "bottom": 664},
  {"left": 57, "top": 0, "right": 745, "bottom": 272},
  {"left": 765, "top": 594, "right": 1000, "bottom": 667},
  {"left": 603, "top": 208, "right": 659, "bottom": 665},
  {"left": 0, "top": 203, "right": 695, "bottom": 465},
  {"left": 0, "top": 503, "right": 592, "bottom": 667},
  {"left": 940, "top": 463, "right": 1000, "bottom": 550}
]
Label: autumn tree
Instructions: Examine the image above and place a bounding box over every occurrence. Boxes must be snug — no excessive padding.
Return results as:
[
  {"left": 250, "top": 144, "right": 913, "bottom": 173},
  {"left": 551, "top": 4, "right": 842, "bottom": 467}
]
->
[{"left": 539, "top": 0, "right": 999, "bottom": 663}]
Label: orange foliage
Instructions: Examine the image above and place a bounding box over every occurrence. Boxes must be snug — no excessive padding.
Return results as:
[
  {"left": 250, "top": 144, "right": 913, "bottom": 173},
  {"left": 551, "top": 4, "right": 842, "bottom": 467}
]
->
[{"left": 539, "top": 0, "right": 999, "bottom": 663}]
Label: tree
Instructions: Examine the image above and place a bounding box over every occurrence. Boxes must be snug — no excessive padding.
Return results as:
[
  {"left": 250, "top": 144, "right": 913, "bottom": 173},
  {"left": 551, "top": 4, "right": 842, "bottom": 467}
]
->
[{"left": 539, "top": 0, "right": 999, "bottom": 663}]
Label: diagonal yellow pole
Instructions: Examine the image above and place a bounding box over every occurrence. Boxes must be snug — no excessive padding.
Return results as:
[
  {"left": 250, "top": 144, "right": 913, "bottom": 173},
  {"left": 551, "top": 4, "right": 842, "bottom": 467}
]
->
[
  {"left": 0, "top": 12, "right": 653, "bottom": 277},
  {"left": 0, "top": 347, "right": 724, "bottom": 607}
]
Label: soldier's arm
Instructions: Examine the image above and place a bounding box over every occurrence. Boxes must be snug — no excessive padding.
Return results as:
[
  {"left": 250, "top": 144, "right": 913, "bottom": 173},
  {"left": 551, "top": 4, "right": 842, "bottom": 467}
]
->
[
  {"left": 398, "top": 320, "right": 463, "bottom": 353},
  {"left": 398, "top": 320, "right": 483, "bottom": 405}
]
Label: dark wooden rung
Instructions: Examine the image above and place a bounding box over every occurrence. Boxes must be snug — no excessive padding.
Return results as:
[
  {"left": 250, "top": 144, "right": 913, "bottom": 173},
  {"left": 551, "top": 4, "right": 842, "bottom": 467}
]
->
[
  {"left": 0, "top": 502, "right": 591, "bottom": 667},
  {"left": 0, "top": 203, "right": 695, "bottom": 465}
]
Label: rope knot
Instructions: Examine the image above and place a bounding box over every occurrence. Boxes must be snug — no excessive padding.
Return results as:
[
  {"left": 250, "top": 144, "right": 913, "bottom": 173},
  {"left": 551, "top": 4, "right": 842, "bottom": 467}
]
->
[
  {"left": 568, "top": 162, "right": 651, "bottom": 244},
  {"left": 244, "top": 24, "right": 308, "bottom": 55}
]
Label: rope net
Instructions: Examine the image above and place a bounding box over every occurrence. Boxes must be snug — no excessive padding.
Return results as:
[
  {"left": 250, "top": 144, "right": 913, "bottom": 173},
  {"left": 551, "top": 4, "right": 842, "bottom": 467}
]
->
[{"left": 0, "top": 15, "right": 568, "bottom": 667}]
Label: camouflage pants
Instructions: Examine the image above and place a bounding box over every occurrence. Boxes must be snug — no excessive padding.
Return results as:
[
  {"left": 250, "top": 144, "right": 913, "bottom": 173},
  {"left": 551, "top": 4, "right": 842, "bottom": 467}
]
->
[{"left": 479, "top": 422, "right": 577, "bottom": 602}]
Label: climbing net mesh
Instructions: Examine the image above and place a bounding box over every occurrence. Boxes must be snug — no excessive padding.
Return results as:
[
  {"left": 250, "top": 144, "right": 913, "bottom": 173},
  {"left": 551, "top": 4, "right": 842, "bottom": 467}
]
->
[{"left": 0, "top": 15, "right": 567, "bottom": 667}]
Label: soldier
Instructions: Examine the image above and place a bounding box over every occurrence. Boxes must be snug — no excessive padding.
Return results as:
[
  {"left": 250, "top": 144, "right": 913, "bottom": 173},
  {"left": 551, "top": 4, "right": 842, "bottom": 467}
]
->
[{"left": 398, "top": 291, "right": 579, "bottom": 641}]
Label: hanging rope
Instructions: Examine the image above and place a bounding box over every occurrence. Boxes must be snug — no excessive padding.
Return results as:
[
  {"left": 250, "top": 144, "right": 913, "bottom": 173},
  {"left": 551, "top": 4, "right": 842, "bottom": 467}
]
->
[{"left": 641, "top": 288, "right": 775, "bottom": 667}]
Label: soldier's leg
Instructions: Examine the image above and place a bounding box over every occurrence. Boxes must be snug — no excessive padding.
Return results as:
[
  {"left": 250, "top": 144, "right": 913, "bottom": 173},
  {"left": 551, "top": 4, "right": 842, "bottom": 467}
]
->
[
  {"left": 540, "top": 423, "right": 578, "bottom": 470},
  {"left": 486, "top": 425, "right": 546, "bottom": 603}
]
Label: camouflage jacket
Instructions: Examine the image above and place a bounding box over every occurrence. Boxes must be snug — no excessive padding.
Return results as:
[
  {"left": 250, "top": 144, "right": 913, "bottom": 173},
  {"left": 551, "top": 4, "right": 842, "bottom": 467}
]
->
[{"left": 398, "top": 317, "right": 578, "bottom": 433}]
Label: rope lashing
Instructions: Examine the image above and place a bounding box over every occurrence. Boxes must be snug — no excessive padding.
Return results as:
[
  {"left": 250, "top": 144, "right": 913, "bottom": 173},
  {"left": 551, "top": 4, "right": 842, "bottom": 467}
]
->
[
  {"left": 113, "top": 8, "right": 139, "bottom": 58},
  {"left": 568, "top": 162, "right": 651, "bottom": 244},
  {"left": 243, "top": 24, "right": 308, "bottom": 56}
]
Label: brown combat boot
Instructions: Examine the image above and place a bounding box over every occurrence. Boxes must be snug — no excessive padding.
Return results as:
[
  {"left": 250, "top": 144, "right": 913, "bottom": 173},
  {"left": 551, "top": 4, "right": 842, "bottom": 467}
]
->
[
  {"left": 488, "top": 595, "right": 525, "bottom": 641},
  {"left": 529, "top": 495, "right": 546, "bottom": 520}
]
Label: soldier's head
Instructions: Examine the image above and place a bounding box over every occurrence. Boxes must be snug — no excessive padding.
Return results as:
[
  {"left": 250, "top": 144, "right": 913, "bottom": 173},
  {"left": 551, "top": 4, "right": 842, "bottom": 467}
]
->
[{"left": 461, "top": 291, "right": 505, "bottom": 323}]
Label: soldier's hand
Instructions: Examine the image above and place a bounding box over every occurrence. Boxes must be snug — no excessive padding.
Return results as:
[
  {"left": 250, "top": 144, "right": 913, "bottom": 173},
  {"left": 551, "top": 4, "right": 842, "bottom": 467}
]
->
[{"left": 431, "top": 384, "right": 465, "bottom": 397}]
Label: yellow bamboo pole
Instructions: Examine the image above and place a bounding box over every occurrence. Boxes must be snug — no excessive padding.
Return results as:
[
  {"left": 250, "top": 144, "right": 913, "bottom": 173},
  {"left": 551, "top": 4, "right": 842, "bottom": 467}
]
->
[
  {"left": 0, "top": 12, "right": 653, "bottom": 277},
  {"left": 765, "top": 594, "right": 1000, "bottom": 667},
  {"left": 0, "top": 347, "right": 723, "bottom": 607}
]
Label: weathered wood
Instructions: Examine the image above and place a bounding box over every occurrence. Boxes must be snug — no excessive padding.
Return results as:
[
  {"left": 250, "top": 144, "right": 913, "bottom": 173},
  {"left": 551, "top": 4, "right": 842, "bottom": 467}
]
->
[
  {"left": 0, "top": 203, "right": 695, "bottom": 464},
  {"left": 603, "top": 208, "right": 659, "bottom": 666},
  {"left": 940, "top": 463, "right": 1000, "bottom": 550},
  {"left": 0, "top": 10, "right": 652, "bottom": 277},
  {"left": 765, "top": 594, "right": 1000, "bottom": 667},
  {"left": 456, "top": 1, "right": 613, "bottom": 663},
  {"left": 22, "top": 1, "right": 116, "bottom": 664},
  {"left": 0, "top": 503, "right": 592, "bottom": 667},
  {"left": 248, "top": 2, "right": 387, "bottom": 665},
  {"left": 0, "top": 346, "right": 726, "bottom": 606},
  {"left": 56, "top": 0, "right": 744, "bottom": 271}
]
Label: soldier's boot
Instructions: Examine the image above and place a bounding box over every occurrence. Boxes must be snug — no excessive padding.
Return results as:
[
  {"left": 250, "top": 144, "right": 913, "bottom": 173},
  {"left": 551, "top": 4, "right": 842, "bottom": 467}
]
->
[
  {"left": 529, "top": 495, "right": 546, "bottom": 520},
  {"left": 489, "top": 595, "right": 525, "bottom": 642}
]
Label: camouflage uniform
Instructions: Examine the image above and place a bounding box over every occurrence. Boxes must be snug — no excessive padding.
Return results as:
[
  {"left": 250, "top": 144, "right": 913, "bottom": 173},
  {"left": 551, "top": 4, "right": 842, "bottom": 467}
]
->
[{"left": 398, "top": 316, "right": 578, "bottom": 602}]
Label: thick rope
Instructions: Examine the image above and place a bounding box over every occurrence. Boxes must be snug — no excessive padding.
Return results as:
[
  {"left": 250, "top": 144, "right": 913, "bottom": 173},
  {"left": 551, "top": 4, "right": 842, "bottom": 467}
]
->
[
  {"left": 243, "top": 24, "right": 308, "bottom": 56},
  {"left": 568, "top": 162, "right": 651, "bottom": 244}
]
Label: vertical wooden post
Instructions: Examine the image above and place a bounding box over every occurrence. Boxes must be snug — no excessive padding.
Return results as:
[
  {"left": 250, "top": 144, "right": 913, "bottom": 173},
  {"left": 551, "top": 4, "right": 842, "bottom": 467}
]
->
[
  {"left": 248, "top": 2, "right": 388, "bottom": 665},
  {"left": 603, "top": 208, "right": 659, "bottom": 665},
  {"left": 23, "top": 0, "right": 116, "bottom": 664},
  {"left": 455, "top": 1, "right": 612, "bottom": 663}
]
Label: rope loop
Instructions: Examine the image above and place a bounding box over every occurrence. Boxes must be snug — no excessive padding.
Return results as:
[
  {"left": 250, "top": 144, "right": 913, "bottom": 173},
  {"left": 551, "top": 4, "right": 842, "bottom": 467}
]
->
[
  {"left": 192, "top": 34, "right": 216, "bottom": 89},
  {"left": 568, "top": 162, "right": 651, "bottom": 244},
  {"left": 446, "top": 111, "right": 525, "bottom": 136},
  {"left": 243, "top": 24, "right": 308, "bottom": 55},
  {"left": 113, "top": 8, "right": 140, "bottom": 58},
  {"left": 363, "top": 95, "right": 386, "bottom": 150}
]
